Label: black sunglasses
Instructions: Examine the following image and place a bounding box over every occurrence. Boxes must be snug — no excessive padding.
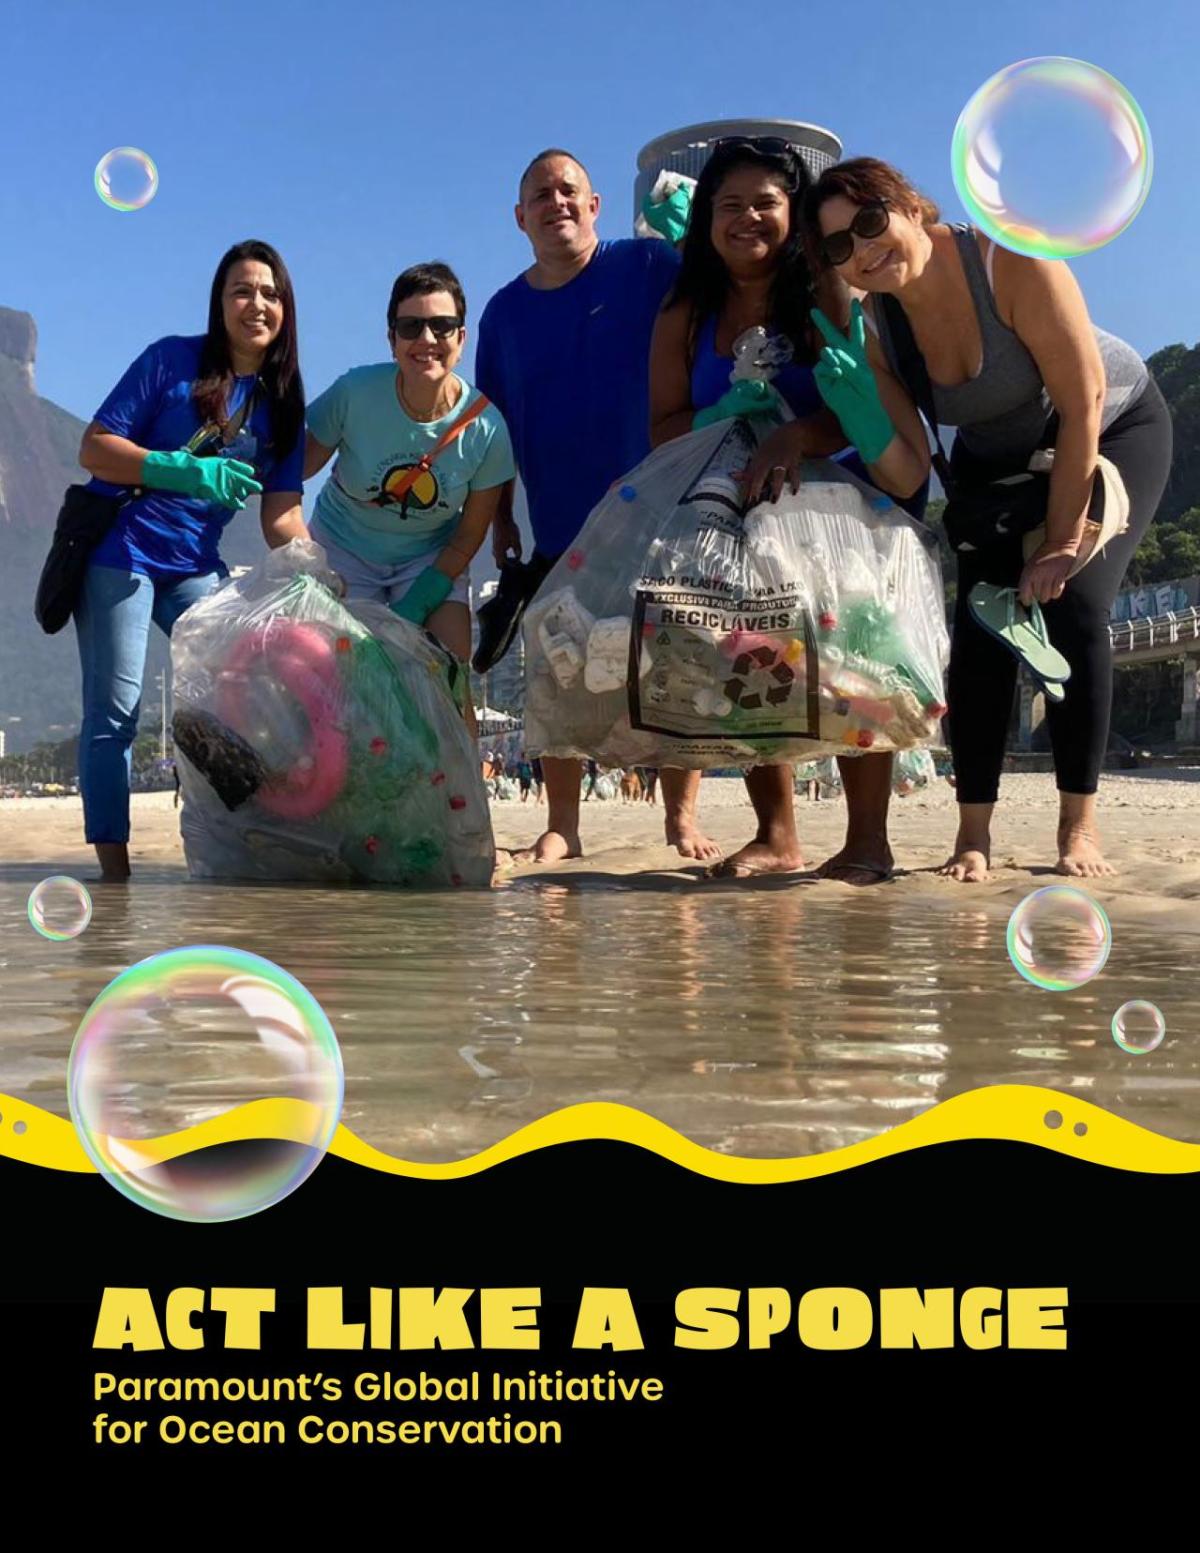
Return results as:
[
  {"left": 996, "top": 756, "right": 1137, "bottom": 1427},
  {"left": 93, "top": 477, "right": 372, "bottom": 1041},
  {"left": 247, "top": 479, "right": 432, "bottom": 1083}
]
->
[
  {"left": 819, "top": 201, "right": 890, "bottom": 267},
  {"left": 711, "top": 134, "right": 796, "bottom": 159},
  {"left": 391, "top": 315, "right": 462, "bottom": 341}
]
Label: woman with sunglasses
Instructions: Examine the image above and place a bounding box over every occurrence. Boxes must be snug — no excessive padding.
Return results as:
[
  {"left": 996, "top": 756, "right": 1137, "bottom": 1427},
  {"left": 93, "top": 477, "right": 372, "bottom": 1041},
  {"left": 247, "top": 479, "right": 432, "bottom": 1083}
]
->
[
  {"left": 805, "top": 158, "right": 1172, "bottom": 882},
  {"left": 305, "top": 262, "right": 514, "bottom": 703},
  {"left": 648, "top": 137, "right": 931, "bottom": 882},
  {"left": 75, "top": 239, "right": 308, "bottom": 882}
]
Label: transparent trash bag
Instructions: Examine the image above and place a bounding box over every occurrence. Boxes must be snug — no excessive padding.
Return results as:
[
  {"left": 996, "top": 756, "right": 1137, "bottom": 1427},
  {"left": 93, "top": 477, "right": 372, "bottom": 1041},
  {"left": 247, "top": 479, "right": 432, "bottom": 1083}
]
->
[
  {"left": 524, "top": 419, "right": 950, "bottom": 770},
  {"left": 170, "top": 538, "right": 494, "bottom": 886}
]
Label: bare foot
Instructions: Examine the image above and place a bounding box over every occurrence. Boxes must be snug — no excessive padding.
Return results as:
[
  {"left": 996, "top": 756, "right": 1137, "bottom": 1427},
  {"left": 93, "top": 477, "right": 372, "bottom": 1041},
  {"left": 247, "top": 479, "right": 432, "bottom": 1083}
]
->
[
  {"left": 93, "top": 842, "right": 130, "bottom": 882},
  {"left": 817, "top": 845, "right": 895, "bottom": 886},
  {"left": 938, "top": 842, "right": 991, "bottom": 883},
  {"left": 706, "top": 838, "right": 807, "bottom": 880},
  {"left": 510, "top": 829, "right": 583, "bottom": 865},
  {"left": 1056, "top": 824, "right": 1116, "bottom": 879},
  {"left": 665, "top": 814, "right": 723, "bottom": 863}
]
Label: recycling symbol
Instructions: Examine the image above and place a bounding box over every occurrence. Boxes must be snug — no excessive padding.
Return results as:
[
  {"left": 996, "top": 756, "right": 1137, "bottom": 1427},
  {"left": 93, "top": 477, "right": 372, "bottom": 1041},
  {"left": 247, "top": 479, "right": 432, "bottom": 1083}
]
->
[{"left": 724, "top": 645, "right": 796, "bottom": 711}]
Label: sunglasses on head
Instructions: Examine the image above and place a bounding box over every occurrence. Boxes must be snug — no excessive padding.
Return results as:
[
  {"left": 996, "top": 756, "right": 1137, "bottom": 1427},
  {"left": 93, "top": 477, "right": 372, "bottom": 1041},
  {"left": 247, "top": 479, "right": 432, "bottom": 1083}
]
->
[
  {"left": 391, "top": 315, "right": 462, "bottom": 341},
  {"left": 711, "top": 134, "right": 796, "bottom": 159},
  {"left": 819, "top": 201, "right": 890, "bottom": 267}
]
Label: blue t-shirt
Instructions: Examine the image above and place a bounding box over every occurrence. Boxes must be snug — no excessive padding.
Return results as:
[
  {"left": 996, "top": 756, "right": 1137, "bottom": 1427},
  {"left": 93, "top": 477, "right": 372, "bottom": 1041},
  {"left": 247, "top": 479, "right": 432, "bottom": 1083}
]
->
[
  {"left": 475, "top": 238, "right": 681, "bottom": 556},
  {"left": 307, "top": 368, "right": 514, "bottom": 564},
  {"left": 88, "top": 335, "right": 304, "bottom": 578}
]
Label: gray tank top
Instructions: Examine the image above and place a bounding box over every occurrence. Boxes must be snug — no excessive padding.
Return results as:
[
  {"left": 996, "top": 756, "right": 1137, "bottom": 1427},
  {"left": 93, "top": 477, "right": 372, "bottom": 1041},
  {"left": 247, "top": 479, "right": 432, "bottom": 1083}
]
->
[{"left": 872, "top": 224, "right": 1149, "bottom": 462}]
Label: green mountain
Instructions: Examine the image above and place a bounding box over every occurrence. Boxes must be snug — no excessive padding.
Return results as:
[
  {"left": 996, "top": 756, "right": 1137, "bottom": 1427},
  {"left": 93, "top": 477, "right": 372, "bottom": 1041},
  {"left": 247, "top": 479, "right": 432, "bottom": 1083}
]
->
[{"left": 1129, "top": 342, "right": 1200, "bottom": 583}]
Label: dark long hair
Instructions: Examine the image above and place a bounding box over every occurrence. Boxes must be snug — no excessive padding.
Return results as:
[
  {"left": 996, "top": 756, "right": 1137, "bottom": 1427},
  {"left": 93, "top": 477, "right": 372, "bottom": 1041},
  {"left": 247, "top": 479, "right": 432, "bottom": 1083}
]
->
[
  {"left": 193, "top": 240, "right": 304, "bottom": 459},
  {"left": 667, "top": 141, "right": 817, "bottom": 366}
]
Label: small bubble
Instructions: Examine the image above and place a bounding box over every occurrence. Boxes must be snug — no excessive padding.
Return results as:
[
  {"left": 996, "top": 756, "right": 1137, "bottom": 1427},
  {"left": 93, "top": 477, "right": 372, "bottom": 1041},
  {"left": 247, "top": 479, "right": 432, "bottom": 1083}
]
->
[
  {"left": 1007, "top": 886, "right": 1111, "bottom": 991},
  {"left": 1073, "top": 1122, "right": 1088, "bottom": 1137},
  {"left": 1112, "top": 999, "right": 1166, "bottom": 1054},
  {"left": 13, "top": 1120, "right": 27, "bottom": 1136},
  {"left": 94, "top": 147, "right": 159, "bottom": 212},
  {"left": 28, "top": 876, "right": 93, "bottom": 941},
  {"left": 1044, "top": 1110, "right": 1063, "bottom": 1129}
]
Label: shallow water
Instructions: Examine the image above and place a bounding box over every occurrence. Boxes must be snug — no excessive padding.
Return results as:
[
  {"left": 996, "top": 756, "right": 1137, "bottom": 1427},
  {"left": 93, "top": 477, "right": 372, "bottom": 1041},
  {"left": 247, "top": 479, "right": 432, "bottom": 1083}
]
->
[{"left": 2, "top": 865, "right": 1198, "bottom": 1159}]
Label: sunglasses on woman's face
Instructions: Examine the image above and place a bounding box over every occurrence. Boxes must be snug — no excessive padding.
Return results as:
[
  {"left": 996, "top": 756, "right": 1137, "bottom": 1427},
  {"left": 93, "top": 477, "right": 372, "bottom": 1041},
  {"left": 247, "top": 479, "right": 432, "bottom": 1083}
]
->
[
  {"left": 391, "top": 315, "right": 462, "bottom": 341},
  {"left": 819, "top": 201, "right": 890, "bottom": 267}
]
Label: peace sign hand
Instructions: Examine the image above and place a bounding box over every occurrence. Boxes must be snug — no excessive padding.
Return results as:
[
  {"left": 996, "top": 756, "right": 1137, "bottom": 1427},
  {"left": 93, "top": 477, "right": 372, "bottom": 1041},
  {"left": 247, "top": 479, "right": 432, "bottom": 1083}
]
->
[{"left": 809, "top": 300, "right": 895, "bottom": 465}]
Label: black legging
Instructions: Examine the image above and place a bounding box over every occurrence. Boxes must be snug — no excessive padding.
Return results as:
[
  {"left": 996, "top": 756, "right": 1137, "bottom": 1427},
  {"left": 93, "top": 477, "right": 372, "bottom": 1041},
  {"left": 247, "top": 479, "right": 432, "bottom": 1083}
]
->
[{"left": 948, "top": 378, "right": 1173, "bottom": 802}]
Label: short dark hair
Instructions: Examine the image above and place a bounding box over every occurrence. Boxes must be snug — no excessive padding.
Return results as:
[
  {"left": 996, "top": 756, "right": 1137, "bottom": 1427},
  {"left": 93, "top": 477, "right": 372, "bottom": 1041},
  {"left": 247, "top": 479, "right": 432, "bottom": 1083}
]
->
[
  {"left": 387, "top": 262, "right": 467, "bottom": 333},
  {"left": 803, "top": 158, "right": 940, "bottom": 269},
  {"left": 518, "top": 148, "right": 592, "bottom": 202}
]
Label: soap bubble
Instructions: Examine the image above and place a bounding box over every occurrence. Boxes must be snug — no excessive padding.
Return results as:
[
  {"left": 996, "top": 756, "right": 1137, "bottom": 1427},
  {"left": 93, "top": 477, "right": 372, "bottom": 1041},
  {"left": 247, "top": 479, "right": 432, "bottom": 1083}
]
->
[
  {"left": 1111, "top": 999, "right": 1165, "bottom": 1055},
  {"left": 69, "top": 946, "right": 343, "bottom": 1222},
  {"left": 28, "top": 876, "right": 93, "bottom": 940},
  {"left": 1006, "top": 885, "right": 1112, "bottom": 990},
  {"left": 951, "top": 57, "right": 1152, "bottom": 258},
  {"left": 94, "top": 147, "right": 159, "bottom": 212}
]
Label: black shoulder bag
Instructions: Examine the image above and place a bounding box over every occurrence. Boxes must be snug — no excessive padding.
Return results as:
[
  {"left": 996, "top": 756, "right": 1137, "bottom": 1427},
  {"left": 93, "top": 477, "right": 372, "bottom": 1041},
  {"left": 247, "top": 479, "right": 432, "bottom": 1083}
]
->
[
  {"left": 34, "top": 385, "right": 259, "bottom": 635},
  {"left": 878, "top": 294, "right": 1054, "bottom": 553}
]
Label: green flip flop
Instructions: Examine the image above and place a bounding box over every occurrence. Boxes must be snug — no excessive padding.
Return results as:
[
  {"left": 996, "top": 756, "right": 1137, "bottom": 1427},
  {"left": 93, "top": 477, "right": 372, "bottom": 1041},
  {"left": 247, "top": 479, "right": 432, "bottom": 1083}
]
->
[{"left": 968, "top": 583, "right": 1070, "bottom": 703}]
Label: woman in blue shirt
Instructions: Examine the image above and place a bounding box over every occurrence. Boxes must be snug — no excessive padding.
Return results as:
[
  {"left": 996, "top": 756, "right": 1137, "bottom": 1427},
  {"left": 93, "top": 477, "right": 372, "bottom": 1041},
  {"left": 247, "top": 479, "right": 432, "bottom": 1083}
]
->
[
  {"left": 649, "top": 137, "right": 930, "bottom": 883},
  {"left": 304, "top": 262, "right": 515, "bottom": 721},
  {"left": 76, "top": 239, "right": 308, "bottom": 881}
]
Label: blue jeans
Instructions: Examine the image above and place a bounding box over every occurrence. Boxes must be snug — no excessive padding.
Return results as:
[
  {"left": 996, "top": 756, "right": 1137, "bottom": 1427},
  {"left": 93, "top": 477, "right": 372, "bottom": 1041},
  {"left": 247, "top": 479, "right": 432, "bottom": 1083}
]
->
[{"left": 75, "top": 563, "right": 221, "bottom": 844}]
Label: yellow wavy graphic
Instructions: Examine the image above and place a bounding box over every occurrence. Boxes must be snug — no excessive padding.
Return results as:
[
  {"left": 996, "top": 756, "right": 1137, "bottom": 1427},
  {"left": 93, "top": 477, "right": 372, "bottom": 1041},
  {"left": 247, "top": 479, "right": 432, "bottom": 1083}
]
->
[{"left": 3, "top": 1087, "right": 1199, "bottom": 1179}]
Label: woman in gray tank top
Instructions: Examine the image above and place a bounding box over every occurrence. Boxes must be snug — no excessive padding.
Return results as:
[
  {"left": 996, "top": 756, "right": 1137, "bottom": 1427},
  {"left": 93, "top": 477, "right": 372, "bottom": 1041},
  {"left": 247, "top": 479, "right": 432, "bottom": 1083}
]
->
[{"left": 802, "top": 157, "right": 1172, "bottom": 883}]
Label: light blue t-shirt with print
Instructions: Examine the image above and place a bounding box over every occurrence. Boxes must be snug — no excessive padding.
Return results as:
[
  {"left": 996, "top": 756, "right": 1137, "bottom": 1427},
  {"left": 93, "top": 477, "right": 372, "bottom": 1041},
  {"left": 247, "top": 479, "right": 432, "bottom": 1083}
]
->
[{"left": 307, "top": 367, "right": 515, "bottom": 564}]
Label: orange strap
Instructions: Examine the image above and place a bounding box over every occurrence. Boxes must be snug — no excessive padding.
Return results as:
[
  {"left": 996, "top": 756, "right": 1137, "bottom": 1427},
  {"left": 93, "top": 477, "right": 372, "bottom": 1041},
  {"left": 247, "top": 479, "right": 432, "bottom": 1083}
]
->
[{"left": 388, "top": 393, "right": 492, "bottom": 500}]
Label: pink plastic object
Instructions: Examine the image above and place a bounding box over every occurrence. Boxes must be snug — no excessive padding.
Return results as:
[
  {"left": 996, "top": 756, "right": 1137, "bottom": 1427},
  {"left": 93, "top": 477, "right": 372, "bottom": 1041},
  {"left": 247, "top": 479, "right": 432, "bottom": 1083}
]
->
[{"left": 217, "top": 619, "right": 349, "bottom": 821}]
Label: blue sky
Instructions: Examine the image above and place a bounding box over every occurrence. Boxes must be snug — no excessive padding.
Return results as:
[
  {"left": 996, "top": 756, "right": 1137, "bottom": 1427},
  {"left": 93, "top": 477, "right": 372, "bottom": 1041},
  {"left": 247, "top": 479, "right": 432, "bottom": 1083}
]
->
[{"left": 1, "top": 0, "right": 1195, "bottom": 441}]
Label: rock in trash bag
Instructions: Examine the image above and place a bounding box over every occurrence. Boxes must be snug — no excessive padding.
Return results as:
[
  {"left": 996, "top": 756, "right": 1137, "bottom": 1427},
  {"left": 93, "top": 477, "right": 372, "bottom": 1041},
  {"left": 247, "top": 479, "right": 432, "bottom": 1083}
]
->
[
  {"left": 169, "top": 538, "right": 494, "bottom": 885},
  {"left": 523, "top": 419, "right": 950, "bottom": 770}
]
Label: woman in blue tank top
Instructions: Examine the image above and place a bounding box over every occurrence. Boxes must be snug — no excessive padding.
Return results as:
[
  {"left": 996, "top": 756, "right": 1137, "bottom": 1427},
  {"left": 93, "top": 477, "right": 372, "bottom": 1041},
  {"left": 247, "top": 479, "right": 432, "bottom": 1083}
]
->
[{"left": 649, "top": 137, "right": 929, "bottom": 882}]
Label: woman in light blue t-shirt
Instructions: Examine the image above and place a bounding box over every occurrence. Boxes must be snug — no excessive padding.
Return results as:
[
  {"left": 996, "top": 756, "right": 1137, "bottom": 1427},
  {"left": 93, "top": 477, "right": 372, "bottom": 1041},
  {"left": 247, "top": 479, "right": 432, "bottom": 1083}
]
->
[{"left": 304, "top": 262, "right": 515, "bottom": 680}]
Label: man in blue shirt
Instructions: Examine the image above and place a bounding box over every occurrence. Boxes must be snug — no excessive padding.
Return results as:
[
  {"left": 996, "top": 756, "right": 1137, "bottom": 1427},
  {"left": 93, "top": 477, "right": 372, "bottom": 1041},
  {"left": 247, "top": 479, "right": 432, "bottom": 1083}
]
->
[{"left": 475, "top": 148, "right": 717, "bottom": 865}]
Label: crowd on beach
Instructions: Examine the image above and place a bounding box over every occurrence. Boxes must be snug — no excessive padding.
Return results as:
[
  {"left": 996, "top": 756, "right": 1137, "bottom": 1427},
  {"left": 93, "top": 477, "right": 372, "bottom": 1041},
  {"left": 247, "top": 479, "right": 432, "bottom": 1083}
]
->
[{"left": 62, "top": 134, "right": 1171, "bottom": 887}]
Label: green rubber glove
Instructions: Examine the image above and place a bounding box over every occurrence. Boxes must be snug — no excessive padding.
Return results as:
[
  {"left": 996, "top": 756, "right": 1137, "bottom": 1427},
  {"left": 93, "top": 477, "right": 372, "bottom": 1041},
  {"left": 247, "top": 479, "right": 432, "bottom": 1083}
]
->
[
  {"left": 641, "top": 183, "right": 693, "bottom": 245},
  {"left": 141, "top": 450, "right": 263, "bottom": 509},
  {"left": 811, "top": 300, "right": 896, "bottom": 465},
  {"left": 693, "top": 378, "right": 784, "bottom": 430},
  {"left": 390, "top": 566, "right": 453, "bottom": 626}
]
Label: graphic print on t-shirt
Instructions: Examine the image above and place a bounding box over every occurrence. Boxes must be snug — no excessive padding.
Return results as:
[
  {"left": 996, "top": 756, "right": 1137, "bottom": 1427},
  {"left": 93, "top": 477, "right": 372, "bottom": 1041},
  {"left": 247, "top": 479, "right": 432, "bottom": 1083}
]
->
[{"left": 364, "top": 459, "right": 441, "bottom": 517}]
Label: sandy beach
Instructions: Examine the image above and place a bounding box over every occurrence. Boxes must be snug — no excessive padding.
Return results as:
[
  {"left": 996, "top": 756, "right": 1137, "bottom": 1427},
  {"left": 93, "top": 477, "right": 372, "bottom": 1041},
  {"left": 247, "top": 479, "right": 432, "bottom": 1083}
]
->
[{"left": 4, "top": 771, "right": 1197, "bottom": 923}]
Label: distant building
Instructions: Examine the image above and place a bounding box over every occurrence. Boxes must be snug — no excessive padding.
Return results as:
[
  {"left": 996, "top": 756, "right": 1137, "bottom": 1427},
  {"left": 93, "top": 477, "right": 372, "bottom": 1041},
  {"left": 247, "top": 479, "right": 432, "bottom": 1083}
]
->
[{"left": 634, "top": 118, "right": 842, "bottom": 224}]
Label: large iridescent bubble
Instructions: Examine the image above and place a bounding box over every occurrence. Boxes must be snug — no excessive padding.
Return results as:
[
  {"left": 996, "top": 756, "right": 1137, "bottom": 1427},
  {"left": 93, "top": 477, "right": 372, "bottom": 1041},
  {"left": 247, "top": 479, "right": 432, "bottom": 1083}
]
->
[
  {"left": 951, "top": 57, "right": 1152, "bottom": 258},
  {"left": 1006, "top": 885, "right": 1112, "bottom": 991},
  {"left": 94, "top": 147, "right": 159, "bottom": 212},
  {"left": 68, "top": 947, "right": 343, "bottom": 1222}
]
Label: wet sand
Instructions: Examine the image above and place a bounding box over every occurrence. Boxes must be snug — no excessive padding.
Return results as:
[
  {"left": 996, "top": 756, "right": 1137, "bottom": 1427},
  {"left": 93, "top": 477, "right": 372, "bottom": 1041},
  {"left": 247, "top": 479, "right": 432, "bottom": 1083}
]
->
[
  {"left": 6, "top": 771, "right": 1195, "bottom": 918},
  {"left": 1, "top": 773, "right": 1197, "bottom": 1161}
]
